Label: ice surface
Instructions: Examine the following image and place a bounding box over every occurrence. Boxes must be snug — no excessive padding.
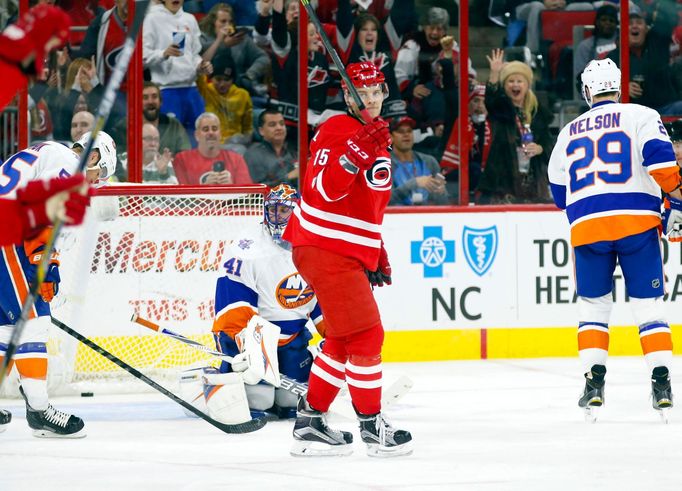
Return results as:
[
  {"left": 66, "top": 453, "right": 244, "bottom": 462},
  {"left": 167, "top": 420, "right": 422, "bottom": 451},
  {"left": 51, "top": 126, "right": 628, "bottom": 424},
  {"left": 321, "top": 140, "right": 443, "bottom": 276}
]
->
[{"left": 2, "top": 357, "right": 682, "bottom": 490}]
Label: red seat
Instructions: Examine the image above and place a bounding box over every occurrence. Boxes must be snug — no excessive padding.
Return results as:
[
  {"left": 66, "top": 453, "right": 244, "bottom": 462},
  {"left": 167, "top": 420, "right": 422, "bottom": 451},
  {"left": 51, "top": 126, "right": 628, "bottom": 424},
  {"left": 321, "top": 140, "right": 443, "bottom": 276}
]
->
[
  {"left": 541, "top": 10, "right": 596, "bottom": 78},
  {"left": 541, "top": 10, "right": 596, "bottom": 44}
]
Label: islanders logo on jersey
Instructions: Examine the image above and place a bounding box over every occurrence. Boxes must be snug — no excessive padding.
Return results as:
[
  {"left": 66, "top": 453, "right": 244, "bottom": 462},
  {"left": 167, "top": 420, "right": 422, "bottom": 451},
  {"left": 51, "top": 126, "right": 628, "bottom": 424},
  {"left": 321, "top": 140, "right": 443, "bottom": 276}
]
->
[
  {"left": 276, "top": 273, "right": 315, "bottom": 309},
  {"left": 364, "top": 156, "right": 392, "bottom": 191},
  {"left": 462, "top": 225, "right": 498, "bottom": 276}
]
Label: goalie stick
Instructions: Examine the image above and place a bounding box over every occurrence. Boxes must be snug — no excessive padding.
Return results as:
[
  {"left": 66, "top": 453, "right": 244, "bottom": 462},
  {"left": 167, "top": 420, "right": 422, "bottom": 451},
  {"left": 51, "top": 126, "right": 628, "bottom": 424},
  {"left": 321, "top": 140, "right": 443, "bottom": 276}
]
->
[
  {"left": 0, "top": 0, "right": 151, "bottom": 387},
  {"left": 131, "top": 314, "right": 413, "bottom": 410},
  {"left": 131, "top": 314, "right": 308, "bottom": 397},
  {"left": 51, "top": 317, "right": 266, "bottom": 434}
]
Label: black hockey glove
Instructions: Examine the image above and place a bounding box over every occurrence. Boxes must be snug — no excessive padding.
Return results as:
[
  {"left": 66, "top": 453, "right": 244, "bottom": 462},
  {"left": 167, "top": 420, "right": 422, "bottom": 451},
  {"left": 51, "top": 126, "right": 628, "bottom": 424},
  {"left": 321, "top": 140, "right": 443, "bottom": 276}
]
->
[{"left": 366, "top": 243, "right": 392, "bottom": 288}]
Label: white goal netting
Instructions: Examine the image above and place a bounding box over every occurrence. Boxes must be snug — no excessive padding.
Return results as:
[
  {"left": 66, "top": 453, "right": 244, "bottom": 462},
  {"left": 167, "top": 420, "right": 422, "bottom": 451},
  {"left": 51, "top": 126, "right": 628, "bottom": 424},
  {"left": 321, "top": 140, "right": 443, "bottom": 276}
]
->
[{"left": 3, "top": 184, "right": 267, "bottom": 397}]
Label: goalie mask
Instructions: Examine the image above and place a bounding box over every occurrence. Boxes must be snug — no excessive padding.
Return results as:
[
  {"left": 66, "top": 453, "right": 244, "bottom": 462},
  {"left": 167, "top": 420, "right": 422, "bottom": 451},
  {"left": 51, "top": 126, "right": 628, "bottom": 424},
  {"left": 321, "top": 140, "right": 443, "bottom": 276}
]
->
[
  {"left": 581, "top": 58, "right": 621, "bottom": 107},
  {"left": 264, "top": 184, "right": 300, "bottom": 243},
  {"left": 73, "top": 130, "right": 117, "bottom": 181}
]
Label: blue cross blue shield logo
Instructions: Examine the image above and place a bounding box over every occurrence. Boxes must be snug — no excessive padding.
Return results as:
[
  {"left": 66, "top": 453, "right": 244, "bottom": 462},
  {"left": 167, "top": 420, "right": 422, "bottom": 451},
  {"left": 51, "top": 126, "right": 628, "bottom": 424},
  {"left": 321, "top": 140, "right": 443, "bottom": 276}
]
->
[
  {"left": 411, "top": 226, "right": 455, "bottom": 278},
  {"left": 462, "top": 226, "right": 498, "bottom": 276}
]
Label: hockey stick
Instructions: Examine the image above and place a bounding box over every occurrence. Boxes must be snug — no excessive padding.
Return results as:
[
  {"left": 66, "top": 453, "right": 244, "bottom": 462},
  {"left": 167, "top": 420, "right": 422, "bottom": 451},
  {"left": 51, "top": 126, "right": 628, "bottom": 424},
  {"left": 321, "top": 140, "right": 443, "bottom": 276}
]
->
[
  {"left": 51, "top": 317, "right": 266, "bottom": 434},
  {"left": 0, "top": 0, "right": 151, "bottom": 387},
  {"left": 299, "top": 0, "right": 372, "bottom": 124},
  {"left": 131, "top": 315, "right": 413, "bottom": 410},
  {"left": 131, "top": 314, "right": 309, "bottom": 396}
]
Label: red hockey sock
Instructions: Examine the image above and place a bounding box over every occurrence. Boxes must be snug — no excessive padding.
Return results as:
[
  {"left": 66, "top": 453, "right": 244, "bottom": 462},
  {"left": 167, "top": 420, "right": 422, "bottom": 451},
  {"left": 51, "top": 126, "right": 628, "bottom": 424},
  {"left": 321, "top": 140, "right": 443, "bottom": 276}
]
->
[
  {"left": 306, "top": 351, "right": 348, "bottom": 412},
  {"left": 347, "top": 354, "right": 382, "bottom": 415}
]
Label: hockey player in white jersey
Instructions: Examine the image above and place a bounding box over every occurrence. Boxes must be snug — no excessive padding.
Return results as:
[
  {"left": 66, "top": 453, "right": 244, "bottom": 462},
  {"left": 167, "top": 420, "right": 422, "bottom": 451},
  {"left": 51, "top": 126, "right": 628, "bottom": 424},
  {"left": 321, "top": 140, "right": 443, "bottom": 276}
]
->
[
  {"left": 0, "top": 131, "right": 117, "bottom": 437},
  {"left": 210, "top": 184, "right": 327, "bottom": 420},
  {"left": 548, "top": 59, "right": 682, "bottom": 421}
]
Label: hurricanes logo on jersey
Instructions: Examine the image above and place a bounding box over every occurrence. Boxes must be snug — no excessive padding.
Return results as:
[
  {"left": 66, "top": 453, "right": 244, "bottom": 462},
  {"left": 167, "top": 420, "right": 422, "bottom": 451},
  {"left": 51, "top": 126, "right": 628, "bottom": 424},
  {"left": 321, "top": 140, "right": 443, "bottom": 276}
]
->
[
  {"left": 276, "top": 273, "right": 315, "bottom": 309},
  {"left": 364, "top": 157, "right": 392, "bottom": 190}
]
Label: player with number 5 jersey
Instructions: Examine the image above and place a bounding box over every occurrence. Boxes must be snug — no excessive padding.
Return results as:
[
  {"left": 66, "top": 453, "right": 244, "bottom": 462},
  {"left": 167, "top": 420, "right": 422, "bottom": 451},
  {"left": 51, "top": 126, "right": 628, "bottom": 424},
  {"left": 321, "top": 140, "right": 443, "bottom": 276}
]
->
[
  {"left": 0, "top": 132, "right": 117, "bottom": 438},
  {"left": 548, "top": 59, "right": 682, "bottom": 422}
]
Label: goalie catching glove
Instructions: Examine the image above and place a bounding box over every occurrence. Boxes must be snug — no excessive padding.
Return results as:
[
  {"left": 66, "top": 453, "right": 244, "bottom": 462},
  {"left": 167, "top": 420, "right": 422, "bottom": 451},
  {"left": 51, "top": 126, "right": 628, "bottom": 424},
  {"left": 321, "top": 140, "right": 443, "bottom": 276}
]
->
[
  {"left": 232, "top": 315, "right": 281, "bottom": 387},
  {"left": 343, "top": 117, "right": 391, "bottom": 170},
  {"left": 366, "top": 242, "right": 392, "bottom": 287},
  {"left": 664, "top": 197, "right": 682, "bottom": 242}
]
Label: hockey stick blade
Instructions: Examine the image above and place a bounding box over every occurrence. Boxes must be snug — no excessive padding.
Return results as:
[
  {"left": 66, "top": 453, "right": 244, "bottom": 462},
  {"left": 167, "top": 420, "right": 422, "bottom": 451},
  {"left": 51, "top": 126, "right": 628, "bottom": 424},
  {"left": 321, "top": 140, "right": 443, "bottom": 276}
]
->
[
  {"left": 331, "top": 374, "right": 414, "bottom": 420},
  {"left": 131, "top": 314, "right": 309, "bottom": 397},
  {"left": 0, "top": 1, "right": 152, "bottom": 389},
  {"left": 51, "top": 317, "right": 265, "bottom": 434}
]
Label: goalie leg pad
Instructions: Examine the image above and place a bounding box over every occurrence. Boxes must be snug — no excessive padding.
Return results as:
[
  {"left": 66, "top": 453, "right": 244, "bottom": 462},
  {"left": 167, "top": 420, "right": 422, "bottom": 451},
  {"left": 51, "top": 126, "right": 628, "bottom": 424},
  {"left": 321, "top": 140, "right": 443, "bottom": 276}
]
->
[
  {"left": 202, "top": 368, "right": 251, "bottom": 425},
  {"left": 275, "top": 386, "right": 298, "bottom": 409},
  {"left": 178, "top": 367, "right": 209, "bottom": 417},
  {"left": 244, "top": 382, "right": 276, "bottom": 411}
]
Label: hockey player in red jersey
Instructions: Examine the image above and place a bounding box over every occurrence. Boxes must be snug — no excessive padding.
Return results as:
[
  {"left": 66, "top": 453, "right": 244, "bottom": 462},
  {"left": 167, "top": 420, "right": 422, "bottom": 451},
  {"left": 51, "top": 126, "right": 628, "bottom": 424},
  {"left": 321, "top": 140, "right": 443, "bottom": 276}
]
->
[
  {"left": 0, "top": 4, "right": 71, "bottom": 112},
  {"left": 283, "top": 61, "right": 412, "bottom": 457}
]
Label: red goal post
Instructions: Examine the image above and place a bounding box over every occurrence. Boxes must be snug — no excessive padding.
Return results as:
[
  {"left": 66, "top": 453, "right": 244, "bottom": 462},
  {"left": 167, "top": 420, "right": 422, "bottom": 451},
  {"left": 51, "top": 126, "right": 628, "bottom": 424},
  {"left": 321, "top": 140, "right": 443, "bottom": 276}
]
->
[{"left": 5, "top": 184, "right": 269, "bottom": 396}]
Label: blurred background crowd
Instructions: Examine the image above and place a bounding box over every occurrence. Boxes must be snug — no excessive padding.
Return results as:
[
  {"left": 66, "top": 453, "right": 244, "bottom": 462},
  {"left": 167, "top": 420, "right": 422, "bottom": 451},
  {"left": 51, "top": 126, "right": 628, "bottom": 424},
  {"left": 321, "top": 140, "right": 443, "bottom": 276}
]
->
[{"left": 2, "top": 0, "right": 682, "bottom": 206}]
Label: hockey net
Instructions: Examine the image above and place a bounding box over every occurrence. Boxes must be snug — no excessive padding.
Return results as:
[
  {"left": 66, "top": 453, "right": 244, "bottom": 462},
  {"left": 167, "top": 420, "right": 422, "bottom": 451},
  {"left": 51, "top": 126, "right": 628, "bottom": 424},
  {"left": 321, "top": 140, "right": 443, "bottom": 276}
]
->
[{"left": 9, "top": 184, "right": 267, "bottom": 396}]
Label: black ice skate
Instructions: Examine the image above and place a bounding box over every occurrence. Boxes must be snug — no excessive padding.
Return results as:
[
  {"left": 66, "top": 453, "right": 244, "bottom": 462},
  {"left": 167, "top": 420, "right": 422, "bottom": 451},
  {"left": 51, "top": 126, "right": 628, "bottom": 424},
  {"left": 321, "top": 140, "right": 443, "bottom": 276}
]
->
[
  {"left": 0, "top": 409, "right": 11, "bottom": 433},
  {"left": 578, "top": 364, "right": 606, "bottom": 423},
  {"left": 651, "top": 366, "right": 673, "bottom": 423},
  {"left": 20, "top": 386, "right": 86, "bottom": 438},
  {"left": 357, "top": 411, "right": 413, "bottom": 458},
  {"left": 290, "top": 398, "right": 353, "bottom": 457}
]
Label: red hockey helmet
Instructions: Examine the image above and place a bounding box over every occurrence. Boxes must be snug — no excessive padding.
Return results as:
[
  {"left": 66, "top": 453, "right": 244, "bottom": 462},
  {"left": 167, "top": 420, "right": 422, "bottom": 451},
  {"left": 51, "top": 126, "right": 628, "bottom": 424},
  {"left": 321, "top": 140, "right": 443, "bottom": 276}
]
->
[{"left": 342, "top": 62, "right": 389, "bottom": 98}]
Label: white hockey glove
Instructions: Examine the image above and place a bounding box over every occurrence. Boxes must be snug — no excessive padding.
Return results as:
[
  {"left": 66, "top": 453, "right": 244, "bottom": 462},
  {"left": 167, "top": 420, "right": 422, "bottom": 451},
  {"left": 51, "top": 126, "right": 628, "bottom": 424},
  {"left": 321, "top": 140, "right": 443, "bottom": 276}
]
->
[
  {"left": 233, "top": 315, "right": 281, "bottom": 387},
  {"left": 665, "top": 197, "right": 682, "bottom": 242}
]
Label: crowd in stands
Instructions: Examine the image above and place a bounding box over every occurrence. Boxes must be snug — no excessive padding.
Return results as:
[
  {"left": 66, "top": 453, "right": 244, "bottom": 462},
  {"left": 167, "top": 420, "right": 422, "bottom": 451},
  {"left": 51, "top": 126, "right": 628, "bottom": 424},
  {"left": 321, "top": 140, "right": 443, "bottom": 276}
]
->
[{"left": 5, "top": 0, "right": 682, "bottom": 206}]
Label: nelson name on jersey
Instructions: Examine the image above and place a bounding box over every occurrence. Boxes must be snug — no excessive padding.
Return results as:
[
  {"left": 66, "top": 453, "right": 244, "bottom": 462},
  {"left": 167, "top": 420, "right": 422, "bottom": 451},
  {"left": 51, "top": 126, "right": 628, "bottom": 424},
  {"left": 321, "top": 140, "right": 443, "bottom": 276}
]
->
[{"left": 569, "top": 112, "right": 621, "bottom": 136}]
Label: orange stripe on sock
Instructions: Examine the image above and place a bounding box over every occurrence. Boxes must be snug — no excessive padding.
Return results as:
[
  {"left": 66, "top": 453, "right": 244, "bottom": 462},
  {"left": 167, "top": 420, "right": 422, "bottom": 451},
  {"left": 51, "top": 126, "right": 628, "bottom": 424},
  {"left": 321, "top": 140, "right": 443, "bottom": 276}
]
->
[
  {"left": 15, "top": 358, "right": 47, "bottom": 379},
  {"left": 0, "top": 356, "right": 14, "bottom": 374},
  {"left": 578, "top": 329, "right": 609, "bottom": 351},
  {"left": 640, "top": 332, "right": 673, "bottom": 355}
]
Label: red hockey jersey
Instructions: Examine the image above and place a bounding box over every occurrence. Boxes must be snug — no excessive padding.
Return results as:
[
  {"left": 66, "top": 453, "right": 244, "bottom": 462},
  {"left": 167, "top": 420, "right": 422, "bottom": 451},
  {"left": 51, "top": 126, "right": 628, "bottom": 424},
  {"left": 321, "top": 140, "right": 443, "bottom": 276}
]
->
[{"left": 283, "top": 114, "right": 391, "bottom": 271}]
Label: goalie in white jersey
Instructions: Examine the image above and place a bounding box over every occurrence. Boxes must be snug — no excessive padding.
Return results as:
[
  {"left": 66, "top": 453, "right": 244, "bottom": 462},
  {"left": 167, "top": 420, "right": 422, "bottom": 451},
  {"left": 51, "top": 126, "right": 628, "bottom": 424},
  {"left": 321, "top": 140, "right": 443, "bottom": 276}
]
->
[
  {"left": 210, "top": 184, "right": 326, "bottom": 420},
  {"left": 0, "top": 132, "right": 117, "bottom": 437},
  {"left": 548, "top": 59, "right": 682, "bottom": 421}
]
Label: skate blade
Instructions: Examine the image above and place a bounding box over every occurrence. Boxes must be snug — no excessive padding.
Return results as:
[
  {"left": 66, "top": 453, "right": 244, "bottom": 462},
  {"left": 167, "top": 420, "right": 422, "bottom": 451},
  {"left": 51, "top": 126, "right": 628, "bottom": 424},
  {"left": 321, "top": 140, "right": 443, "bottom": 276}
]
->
[
  {"left": 656, "top": 406, "right": 670, "bottom": 425},
  {"left": 583, "top": 406, "right": 599, "bottom": 423},
  {"left": 290, "top": 440, "right": 353, "bottom": 457},
  {"left": 0, "top": 424, "right": 8, "bottom": 433},
  {"left": 32, "top": 427, "right": 87, "bottom": 439},
  {"left": 366, "top": 441, "right": 414, "bottom": 458}
]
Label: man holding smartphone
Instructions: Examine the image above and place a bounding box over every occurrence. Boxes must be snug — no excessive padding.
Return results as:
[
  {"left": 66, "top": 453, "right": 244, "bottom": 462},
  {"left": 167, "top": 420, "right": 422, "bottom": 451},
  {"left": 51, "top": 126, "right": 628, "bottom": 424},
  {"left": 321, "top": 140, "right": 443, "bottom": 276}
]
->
[{"left": 173, "top": 112, "right": 253, "bottom": 185}]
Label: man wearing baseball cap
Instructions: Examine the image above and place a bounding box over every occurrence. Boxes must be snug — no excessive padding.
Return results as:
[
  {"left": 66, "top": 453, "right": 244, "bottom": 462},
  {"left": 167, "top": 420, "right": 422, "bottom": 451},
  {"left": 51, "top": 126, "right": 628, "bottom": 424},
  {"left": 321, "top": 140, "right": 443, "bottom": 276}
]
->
[
  {"left": 197, "top": 53, "right": 253, "bottom": 153},
  {"left": 389, "top": 116, "right": 448, "bottom": 205}
]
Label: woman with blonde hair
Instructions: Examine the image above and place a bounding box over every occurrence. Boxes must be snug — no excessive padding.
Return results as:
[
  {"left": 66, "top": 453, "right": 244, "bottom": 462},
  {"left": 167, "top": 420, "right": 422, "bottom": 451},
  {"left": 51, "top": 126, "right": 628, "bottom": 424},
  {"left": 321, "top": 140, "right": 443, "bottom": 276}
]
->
[{"left": 476, "top": 48, "right": 554, "bottom": 204}]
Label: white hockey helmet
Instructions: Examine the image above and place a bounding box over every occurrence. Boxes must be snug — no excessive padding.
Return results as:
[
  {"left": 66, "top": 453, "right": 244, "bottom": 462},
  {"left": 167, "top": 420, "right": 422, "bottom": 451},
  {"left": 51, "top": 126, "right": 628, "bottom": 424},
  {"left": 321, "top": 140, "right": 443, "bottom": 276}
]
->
[
  {"left": 581, "top": 58, "right": 621, "bottom": 107},
  {"left": 74, "top": 130, "right": 117, "bottom": 179}
]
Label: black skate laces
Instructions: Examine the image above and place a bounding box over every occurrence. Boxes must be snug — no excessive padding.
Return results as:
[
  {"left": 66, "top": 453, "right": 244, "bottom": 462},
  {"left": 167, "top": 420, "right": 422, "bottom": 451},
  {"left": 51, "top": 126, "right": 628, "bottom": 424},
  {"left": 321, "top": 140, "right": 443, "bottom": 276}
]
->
[{"left": 43, "top": 405, "right": 71, "bottom": 428}]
